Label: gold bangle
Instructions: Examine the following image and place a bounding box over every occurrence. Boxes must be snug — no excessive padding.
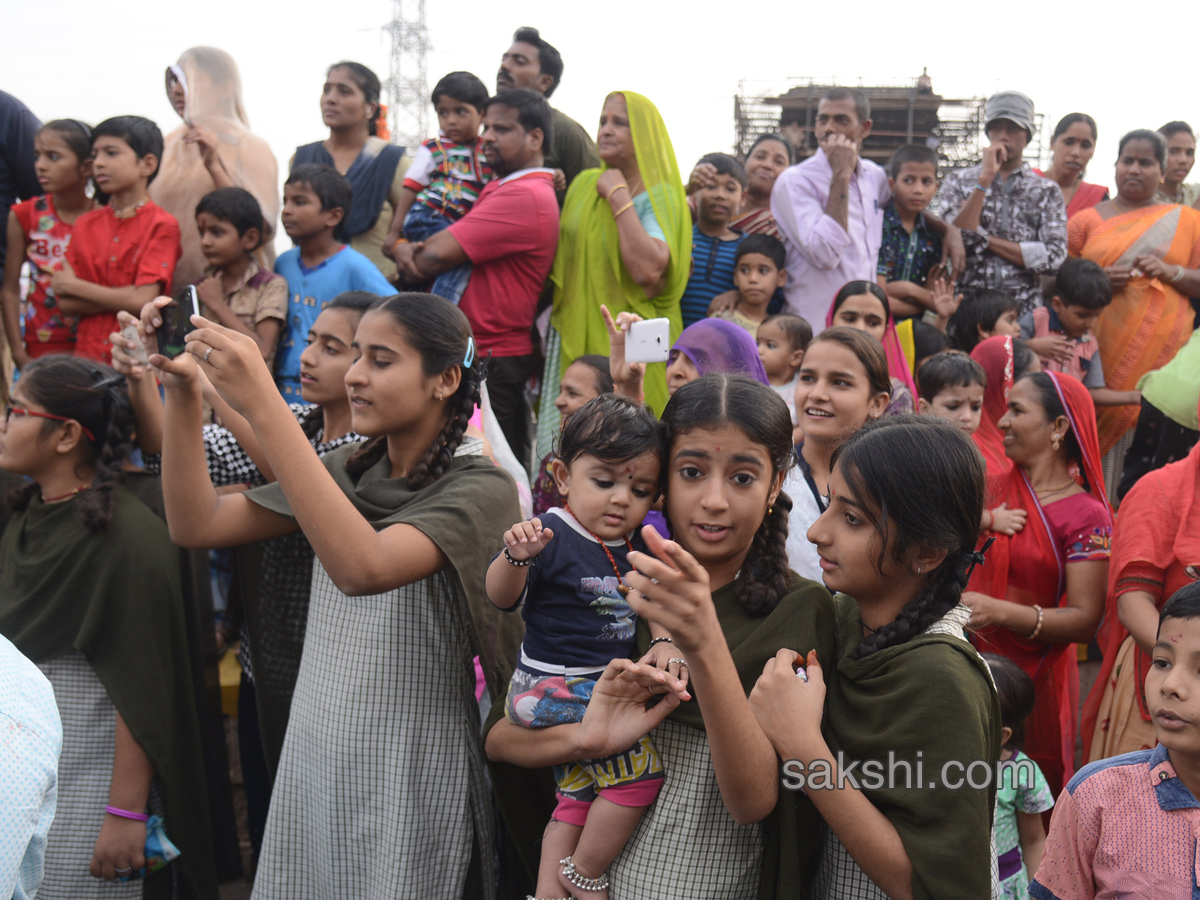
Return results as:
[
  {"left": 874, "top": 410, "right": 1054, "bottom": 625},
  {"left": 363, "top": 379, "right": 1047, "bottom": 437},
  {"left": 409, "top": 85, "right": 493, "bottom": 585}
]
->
[
  {"left": 1027, "top": 604, "right": 1044, "bottom": 640},
  {"left": 614, "top": 200, "right": 635, "bottom": 219},
  {"left": 606, "top": 182, "right": 629, "bottom": 202}
]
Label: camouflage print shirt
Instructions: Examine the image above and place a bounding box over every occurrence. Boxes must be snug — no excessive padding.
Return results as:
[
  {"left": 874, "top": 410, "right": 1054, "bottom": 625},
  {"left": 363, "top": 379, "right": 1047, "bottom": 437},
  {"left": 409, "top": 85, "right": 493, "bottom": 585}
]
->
[{"left": 937, "top": 162, "right": 1068, "bottom": 314}]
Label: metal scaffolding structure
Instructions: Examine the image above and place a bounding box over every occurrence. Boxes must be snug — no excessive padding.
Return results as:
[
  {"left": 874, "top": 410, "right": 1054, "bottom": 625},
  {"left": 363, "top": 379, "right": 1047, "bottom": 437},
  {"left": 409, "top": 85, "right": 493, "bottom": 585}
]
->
[
  {"left": 734, "top": 74, "right": 1045, "bottom": 172},
  {"left": 384, "top": 0, "right": 429, "bottom": 152}
]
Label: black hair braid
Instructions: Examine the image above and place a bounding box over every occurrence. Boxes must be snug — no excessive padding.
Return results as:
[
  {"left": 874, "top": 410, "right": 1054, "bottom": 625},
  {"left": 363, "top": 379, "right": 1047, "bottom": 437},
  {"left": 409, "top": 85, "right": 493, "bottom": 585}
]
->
[
  {"left": 75, "top": 387, "right": 132, "bottom": 533},
  {"left": 736, "top": 489, "right": 793, "bottom": 616},
  {"left": 344, "top": 435, "right": 388, "bottom": 480},
  {"left": 299, "top": 405, "right": 324, "bottom": 441},
  {"left": 6, "top": 481, "right": 40, "bottom": 514},
  {"left": 406, "top": 358, "right": 482, "bottom": 490},
  {"left": 852, "top": 550, "right": 971, "bottom": 658}
]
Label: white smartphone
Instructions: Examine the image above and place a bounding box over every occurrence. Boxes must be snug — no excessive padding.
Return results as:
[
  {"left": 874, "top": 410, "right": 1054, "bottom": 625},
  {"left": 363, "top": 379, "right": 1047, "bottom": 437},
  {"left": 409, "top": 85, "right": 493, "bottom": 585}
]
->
[
  {"left": 121, "top": 324, "right": 150, "bottom": 365},
  {"left": 625, "top": 317, "right": 670, "bottom": 365}
]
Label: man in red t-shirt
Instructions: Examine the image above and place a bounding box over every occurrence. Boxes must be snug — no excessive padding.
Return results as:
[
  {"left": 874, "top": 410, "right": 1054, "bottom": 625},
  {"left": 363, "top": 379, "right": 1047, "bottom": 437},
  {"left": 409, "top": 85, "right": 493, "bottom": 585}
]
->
[
  {"left": 395, "top": 89, "right": 559, "bottom": 472},
  {"left": 55, "top": 116, "right": 180, "bottom": 363}
]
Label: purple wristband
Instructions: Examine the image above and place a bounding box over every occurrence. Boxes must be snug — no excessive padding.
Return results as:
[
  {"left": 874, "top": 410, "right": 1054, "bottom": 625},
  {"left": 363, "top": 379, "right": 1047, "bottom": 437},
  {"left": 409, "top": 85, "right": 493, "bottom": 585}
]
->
[{"left": 105, "top": 805, "right": 149, "bottom": 822}]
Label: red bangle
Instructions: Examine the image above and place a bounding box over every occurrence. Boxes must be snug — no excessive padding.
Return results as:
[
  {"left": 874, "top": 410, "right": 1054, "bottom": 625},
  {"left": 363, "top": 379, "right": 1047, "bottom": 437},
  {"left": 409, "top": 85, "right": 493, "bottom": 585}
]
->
[{"left": 105, "top": 805, "right": 149, "bottom": 822}]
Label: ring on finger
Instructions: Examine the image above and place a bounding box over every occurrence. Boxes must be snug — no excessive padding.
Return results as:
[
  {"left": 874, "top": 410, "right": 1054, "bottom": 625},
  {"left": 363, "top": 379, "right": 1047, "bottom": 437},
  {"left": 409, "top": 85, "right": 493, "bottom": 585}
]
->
[
  {"left": 203, "top": 347, "right": 213, "bottom": 363},
  {"left": 668, "top": 657, "right": 687, "bottom": 667},
  {"left": 114, "top": 866, "right": 132, "bottom": 875}
]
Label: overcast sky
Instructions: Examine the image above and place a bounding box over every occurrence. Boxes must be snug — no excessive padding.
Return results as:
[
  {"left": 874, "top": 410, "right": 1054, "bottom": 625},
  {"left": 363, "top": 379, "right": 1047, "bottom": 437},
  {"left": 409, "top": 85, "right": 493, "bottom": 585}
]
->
[{"left": 4, "top": 0, "right": 1193, "bottom": 216}]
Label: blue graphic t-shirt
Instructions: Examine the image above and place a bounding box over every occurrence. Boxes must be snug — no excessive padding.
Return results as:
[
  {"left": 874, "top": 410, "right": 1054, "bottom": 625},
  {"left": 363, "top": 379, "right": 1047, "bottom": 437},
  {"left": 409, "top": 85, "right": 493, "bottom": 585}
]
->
[
  {"left": 273, "top": 245, "right": 395, "bottom": 399},
  {"left": 500, "top": 508, "right": 647, "bottom": 675}
]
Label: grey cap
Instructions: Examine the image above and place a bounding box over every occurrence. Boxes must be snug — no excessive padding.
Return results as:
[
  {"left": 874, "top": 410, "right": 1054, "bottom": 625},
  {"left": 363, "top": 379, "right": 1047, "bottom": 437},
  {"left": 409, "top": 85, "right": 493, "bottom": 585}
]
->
[{"left": 985, "top": 91, "right": 1035, "bottom": 140}]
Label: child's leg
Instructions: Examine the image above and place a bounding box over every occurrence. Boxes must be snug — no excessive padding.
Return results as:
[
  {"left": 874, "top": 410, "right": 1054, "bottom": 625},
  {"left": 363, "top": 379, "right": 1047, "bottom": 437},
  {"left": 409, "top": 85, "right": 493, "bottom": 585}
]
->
[
  {"left": 429, "top": 262, "right": 472, "bottom": 305},
  {"left": 401, "top": 202, "right": 450, "bottom": 243},
  {"left": 402, "top": 203, "right": 471, "bottom": 303},
  {"left": 536, "top": 818, "right": 582, "bottom": 898},
  {"left": 557, "top": 795, "right": 649, "bottom": 899},
  {"left": 558, "top": 738, "right": 663, "bottom": 900}
]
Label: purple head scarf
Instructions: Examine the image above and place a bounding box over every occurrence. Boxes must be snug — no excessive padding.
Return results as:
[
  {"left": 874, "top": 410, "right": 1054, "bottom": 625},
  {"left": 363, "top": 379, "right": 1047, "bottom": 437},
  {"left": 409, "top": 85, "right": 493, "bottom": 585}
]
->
[{"left": 671, "top": 318, "right": 769, "bottom": 385}]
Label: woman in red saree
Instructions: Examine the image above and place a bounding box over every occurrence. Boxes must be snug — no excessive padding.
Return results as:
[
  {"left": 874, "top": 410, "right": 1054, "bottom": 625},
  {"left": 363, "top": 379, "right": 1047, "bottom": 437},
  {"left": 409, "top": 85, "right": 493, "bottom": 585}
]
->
[
  {"left": 1067, "top": 129, "right": 1200, "bottom": 497},
  {"left": 1034, "top": 113, "right": 1108, "bottom": 219},
  {"left": 971, "top": 335, "right": 1017, "bottom": 477},
  {"left": 963, "top": 372, "right": 1112, "bottom": 797},
  {"left": 969, "top": 335, "right": 1042, "bottom": 477},
  {"left": 1082, "top": 395, "right": 1200, "bottom": 762}
]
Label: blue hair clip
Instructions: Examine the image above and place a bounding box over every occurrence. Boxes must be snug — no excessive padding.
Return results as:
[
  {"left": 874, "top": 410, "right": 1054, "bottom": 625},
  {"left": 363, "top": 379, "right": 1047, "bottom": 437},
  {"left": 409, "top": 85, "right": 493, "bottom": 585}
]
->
[{"left": 463, "top": 337, "right": 475, "bottom": 368}]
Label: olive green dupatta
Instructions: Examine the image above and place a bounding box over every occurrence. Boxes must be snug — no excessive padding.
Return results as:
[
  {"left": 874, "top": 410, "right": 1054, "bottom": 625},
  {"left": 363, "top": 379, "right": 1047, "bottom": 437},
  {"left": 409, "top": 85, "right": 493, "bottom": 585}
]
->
[
  {"left": 0, "top": 489, "right": 219, "bottom": 900},
  {"left": 821, "top": 595, "right": 1000, "bottom": 899}
]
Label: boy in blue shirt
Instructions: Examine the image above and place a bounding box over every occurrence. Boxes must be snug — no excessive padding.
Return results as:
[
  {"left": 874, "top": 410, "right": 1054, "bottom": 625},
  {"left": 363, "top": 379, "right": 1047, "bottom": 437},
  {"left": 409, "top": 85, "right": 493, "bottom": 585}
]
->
[
  {"left": 274, "top": 164, "right": 394, "bottom": 397},
  {"left": 680, "top": 152, "right": 744, "bottom": 327},
  {"left": 877, "top": 144, "right": 948, "bottom": 321}
]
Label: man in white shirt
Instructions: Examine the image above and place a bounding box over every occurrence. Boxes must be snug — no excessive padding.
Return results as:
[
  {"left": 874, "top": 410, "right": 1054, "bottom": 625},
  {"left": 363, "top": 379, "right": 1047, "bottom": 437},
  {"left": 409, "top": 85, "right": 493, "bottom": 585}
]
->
[{"left": 772, "top": 88, "right": 963, "bottom": 329}]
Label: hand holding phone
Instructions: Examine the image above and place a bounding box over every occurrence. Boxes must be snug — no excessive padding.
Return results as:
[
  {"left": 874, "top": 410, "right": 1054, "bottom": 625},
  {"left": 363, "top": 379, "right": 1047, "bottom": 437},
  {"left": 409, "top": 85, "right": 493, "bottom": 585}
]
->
[
  {"left": 625, "top": 317, "right": 670, "bottom": 365},
  {"left": 156, "top": 286, "right": 200, "bottom": 360},
  {"left": 121, "top": 324, "right": 151, "bottom": 365}
]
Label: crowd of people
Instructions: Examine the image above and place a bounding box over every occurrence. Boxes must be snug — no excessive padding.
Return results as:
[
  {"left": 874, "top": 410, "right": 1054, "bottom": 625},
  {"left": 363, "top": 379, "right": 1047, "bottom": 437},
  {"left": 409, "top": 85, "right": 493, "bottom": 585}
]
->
[{"left": 1, "top": 24, "right": 1200, "bottom": 900}]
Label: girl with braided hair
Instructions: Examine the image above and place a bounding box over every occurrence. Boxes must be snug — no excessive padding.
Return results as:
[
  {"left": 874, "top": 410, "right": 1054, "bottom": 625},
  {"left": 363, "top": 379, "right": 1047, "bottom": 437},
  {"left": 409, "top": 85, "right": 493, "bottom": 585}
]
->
[
  {"left": 487, "top": 373, "right": 836, "bottom": 899},
  {"left": 750, "top": 414, "right": 1001, "bottom": 900},
  {"left": 110, "top": 291, "right": 375, "bottom": 860},
  {"left": 146, "top": 292, "right": 520, "bottom": 900},
  {"left": 0, "top": 356, "right": 218, "bottom": 899}
]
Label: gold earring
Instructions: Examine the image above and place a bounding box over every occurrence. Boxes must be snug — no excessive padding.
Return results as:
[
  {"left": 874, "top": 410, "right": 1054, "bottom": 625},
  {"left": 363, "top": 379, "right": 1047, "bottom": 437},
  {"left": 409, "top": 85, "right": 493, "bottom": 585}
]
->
[
  {"left": 1051, "top": 434, "right": 1061, "bottom": 451},
  {"left": 768, "top": 506, "right": 774, "bottom": 516}
]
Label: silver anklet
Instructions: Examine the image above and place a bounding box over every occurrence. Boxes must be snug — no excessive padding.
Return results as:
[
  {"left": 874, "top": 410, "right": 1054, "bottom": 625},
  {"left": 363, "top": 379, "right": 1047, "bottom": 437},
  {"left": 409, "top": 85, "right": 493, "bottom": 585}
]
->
[{"left": 560, "top": 855, "right": 609, "bottom": 892}]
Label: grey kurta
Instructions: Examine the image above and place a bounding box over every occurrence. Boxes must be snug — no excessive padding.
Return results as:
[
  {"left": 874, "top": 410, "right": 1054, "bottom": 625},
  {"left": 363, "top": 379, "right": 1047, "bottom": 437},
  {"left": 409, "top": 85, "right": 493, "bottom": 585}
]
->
[
  {"left": 250, "top": 560, "right": 493, "bottom": 899},
  {"left": 37, "top": 653, "right": 166, "bottom": 900},
  {"left": 609, "top": 718, "right": 763, "bottom": 900}
]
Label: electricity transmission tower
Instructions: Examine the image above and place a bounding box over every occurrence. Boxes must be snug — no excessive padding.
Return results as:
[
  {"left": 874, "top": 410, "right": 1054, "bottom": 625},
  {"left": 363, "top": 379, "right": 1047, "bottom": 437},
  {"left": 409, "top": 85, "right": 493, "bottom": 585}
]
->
[{"left": 384, "top": 0, "right": 429, "bottom": 150}]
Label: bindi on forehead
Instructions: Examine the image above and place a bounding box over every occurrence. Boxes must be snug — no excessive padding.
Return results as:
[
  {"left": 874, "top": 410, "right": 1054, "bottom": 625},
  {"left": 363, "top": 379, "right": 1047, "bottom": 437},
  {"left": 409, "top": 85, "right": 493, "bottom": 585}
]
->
[{"left": 1170, "top": 633, "right": 1182, "bottom": 643}]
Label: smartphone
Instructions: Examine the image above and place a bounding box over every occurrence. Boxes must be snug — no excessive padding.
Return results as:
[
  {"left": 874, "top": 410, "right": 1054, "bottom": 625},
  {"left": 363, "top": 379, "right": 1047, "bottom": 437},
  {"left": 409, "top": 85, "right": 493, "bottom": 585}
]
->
[
  {"left": 121, "top": 324, "right": 150, "bottom": 365},
  {"left": 625, "top": 317, "right": 671, "bottom": 365},
  {"left": 156, "top": 285, "right": 200, "bottom": 360}
]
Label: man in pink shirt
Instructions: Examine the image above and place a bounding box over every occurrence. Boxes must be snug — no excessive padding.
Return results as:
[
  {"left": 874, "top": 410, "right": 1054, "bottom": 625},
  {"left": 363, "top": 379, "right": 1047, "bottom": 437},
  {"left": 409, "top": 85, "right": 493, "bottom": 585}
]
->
[
  {"left": 1030, "top": 582, "right": 1200, "bottom": 899},
  {"left": 771, "top": 88, "right": 963, "bottom": 330},
  {"left": 395, "top": 88, "right": 559, "bottom": 473}
]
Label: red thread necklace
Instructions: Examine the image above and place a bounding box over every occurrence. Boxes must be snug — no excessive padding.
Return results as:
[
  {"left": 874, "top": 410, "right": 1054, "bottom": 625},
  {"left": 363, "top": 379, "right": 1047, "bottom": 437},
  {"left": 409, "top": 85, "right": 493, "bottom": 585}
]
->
[
  {"left": 42, "top": 485, "right": 91, "bottom": 503},
  {"left": 565, "top": 503, "right": 634, "bottom": 594}
]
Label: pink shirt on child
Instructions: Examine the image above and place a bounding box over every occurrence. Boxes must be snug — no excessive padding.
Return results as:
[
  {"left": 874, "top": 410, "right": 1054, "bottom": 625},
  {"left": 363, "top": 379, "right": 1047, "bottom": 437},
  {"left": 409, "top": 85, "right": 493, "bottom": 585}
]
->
[
  {"left": 1030, "top": 743, "right": 1200, "bottom": 899},
  {"left": 1018, "top": 306, "right": 1105, "bottom": 388}
]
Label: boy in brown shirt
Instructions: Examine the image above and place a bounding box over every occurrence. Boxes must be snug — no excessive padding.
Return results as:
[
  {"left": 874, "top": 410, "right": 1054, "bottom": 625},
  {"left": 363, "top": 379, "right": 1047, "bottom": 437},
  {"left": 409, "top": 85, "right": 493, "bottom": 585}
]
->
[{"left": 193, "top": 187, "right": 286, "bottom": 367}]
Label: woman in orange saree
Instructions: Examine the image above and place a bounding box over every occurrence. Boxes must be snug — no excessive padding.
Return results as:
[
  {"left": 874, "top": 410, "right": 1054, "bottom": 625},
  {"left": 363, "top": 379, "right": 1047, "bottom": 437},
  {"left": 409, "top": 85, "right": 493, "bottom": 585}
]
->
[
  {"left": 963, "top": 372, "right": 1112, "bottom": 798},
  {"left": 1067, "top": 129, "right": 1200, "bottom": 498}
]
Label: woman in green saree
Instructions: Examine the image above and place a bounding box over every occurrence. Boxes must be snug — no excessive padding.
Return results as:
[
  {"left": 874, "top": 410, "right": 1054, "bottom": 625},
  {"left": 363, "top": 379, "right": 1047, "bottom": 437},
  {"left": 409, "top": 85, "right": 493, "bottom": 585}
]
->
[{"left": 537, "top": 91, "right": 690, "bottom": 453}]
